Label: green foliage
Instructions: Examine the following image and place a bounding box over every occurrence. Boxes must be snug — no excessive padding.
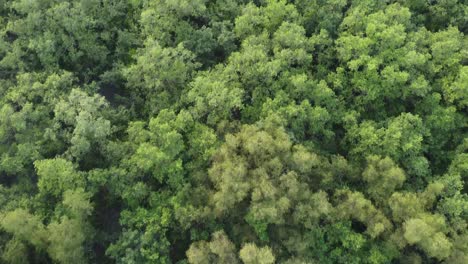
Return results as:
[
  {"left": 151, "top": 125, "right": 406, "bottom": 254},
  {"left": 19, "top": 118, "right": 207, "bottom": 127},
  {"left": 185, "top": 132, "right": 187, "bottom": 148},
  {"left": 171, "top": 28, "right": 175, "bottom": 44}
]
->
[
  {"left": 1, "top": 209, "right": 47, "bottom": 249},
  {"left": 239, "top": 243, "right": 275, "bottom": 264},
  {"left": 363, "top": 156, "right": 406, "bottom": 202},
  {"left": 106, "top": 205, "right": 172, "bottom": 264},
  {"left": 53, "top": 89, "right": 112, "bottom": 160},
  {"left": 403, "top": 215, "right": 452, "bottom": 260},
  {"left": 186, "top": 69, "right": 244, "bottom": 126},
  {"left": 62, "top": 188, "right": 93, "bottom": 220},
  {"left": 0, "top": 0, "right": 466, "bottom": 263},
  {"left": 334, "top": 190, "right": 392, "bottom": 238},
  {"left": 34, "top": 158, "right": 84, "bottom": 197},
  {"left": 1, "top": 238, "right": 28, "bottom": 264},
  {"left": 47, "top": 217, "right": 87, "bottom": 264},
  {"left": 125, "top": 41, "right": 199, "bottom": 116},
  {"left": 186, "top": 230, "right": 239, "bottom": 264}
]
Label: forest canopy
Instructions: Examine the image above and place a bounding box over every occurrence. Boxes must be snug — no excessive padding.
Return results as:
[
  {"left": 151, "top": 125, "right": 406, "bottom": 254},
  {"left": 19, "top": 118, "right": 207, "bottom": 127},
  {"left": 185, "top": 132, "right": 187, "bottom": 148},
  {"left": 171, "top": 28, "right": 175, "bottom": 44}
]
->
[{"left": 0, "top": 0, "right": 467, "bottom": 263}]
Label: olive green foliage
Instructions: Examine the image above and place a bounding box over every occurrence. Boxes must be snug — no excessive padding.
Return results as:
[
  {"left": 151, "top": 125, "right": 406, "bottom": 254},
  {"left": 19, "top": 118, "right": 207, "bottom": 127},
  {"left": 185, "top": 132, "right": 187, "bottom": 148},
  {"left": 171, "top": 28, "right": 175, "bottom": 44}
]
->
[{"left": 0, "top": 0, "right": 466, "bottom": 263}]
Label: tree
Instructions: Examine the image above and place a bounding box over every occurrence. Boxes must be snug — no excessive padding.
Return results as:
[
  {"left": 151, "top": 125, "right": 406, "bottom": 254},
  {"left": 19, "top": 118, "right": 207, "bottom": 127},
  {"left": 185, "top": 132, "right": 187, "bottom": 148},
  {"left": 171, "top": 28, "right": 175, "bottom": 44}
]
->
[
  {"left": 187, "top": 230, "right": 239, "bottom": 264},
  {"left": 403, "top": 216, "right": 452, "bottom": 260},
  {"left": 1, "top": 209, "right": 47, "bottom": 249},
  {"left": 362, "top": 156, "right": 406, "bottom": 203},
  {"left": 1, "top": 238, "right": 28, "bottom": 264},
  {"left": 239, "top": 243, "right": 275, "bottom": 264},
  {"left": 34, "top": 158, "right": 84, "bottom": 197},
  {"left": 53, "top": 89, "right": 112, "bottom": 162},
  {"left": 124, "top": 41, "right": 199, "bottom": 116},
  {"left": 0, "top": 0, "right": 467, "bottom": 263},
  {"left": 47, "top": 217, "right": 87, "bottom": 264}
]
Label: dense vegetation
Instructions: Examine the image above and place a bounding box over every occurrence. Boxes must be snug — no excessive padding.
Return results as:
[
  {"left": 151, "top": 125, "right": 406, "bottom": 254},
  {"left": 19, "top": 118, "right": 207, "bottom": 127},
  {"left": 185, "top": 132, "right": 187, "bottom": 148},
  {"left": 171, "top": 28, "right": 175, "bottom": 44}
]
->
[{"left": 0, "top": 0, "right": 466, "bottom": 263}]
